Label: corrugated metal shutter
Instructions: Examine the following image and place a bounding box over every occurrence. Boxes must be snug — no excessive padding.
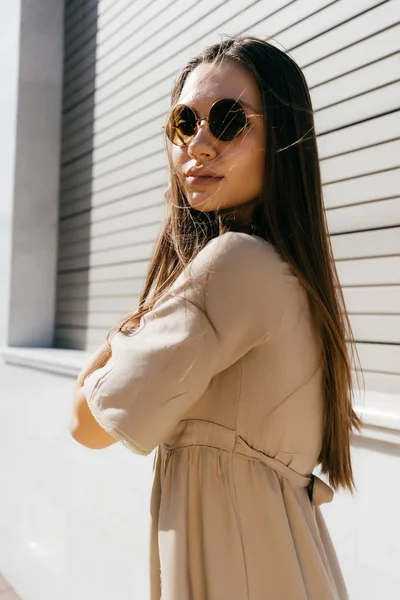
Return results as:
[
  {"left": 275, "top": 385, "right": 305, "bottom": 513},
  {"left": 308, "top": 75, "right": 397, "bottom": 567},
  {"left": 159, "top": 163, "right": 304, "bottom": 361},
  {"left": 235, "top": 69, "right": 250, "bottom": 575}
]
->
[{"left": 55, "top": 0, "right": 400, "bottom": 394}]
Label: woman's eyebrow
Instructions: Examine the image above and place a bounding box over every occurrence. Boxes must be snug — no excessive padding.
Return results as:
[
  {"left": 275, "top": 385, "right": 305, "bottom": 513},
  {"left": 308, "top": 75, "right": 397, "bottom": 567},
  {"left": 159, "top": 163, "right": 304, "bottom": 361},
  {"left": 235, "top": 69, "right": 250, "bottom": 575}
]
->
[{"left": 178, "top": 98, "right": 260, "bottom": 114}]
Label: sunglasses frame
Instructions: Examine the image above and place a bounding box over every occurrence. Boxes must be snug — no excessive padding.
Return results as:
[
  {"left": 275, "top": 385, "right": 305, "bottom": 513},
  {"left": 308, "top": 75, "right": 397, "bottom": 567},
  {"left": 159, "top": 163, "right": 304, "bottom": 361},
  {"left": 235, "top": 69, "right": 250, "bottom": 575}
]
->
[{"left": 162, "top": 98, "right": 264, "bottom": 147}]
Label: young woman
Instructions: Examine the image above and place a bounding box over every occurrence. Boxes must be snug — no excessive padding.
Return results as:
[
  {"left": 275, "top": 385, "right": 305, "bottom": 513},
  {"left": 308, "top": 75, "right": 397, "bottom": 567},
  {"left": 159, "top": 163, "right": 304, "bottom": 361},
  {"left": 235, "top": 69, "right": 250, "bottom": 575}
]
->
[{"left": 70, "top": 36, "right": 363, "bottom": 599}]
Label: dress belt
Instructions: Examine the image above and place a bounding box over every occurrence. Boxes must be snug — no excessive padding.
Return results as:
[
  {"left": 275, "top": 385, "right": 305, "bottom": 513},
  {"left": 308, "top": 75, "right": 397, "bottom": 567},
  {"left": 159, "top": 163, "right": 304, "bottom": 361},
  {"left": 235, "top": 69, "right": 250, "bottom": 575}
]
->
[{"left": 162, "top": 419, "right": 334, "bottom": 507}]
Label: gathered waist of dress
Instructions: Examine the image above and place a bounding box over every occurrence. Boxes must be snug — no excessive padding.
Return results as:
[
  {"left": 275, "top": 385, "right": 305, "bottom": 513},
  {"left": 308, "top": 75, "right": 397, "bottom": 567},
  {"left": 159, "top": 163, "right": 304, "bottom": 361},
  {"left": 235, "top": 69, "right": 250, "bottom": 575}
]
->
[{"left": 161, "top": 418, "right": 334, "bottom": 507}]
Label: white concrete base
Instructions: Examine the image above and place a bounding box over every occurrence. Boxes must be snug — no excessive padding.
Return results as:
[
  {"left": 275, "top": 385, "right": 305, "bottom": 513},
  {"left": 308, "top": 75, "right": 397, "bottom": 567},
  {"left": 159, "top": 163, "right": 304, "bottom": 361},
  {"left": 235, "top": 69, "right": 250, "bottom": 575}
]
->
[{"left": 1, "top": 355, "right": 400, "bottom": 599}]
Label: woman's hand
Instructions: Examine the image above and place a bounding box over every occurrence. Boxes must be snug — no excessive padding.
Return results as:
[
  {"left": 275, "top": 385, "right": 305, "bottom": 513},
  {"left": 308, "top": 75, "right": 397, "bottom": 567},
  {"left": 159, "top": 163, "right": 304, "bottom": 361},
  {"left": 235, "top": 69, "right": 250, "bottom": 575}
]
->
[{"left": 69, "top": 340, "right": 117, "bottom": 449}]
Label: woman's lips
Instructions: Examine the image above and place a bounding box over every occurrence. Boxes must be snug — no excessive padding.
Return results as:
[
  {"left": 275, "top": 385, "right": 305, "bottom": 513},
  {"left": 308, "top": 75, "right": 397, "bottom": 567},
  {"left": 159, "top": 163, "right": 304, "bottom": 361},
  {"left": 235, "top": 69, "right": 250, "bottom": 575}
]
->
[{"left": 186, "top": 176, "right": 224, "bottom": 186}]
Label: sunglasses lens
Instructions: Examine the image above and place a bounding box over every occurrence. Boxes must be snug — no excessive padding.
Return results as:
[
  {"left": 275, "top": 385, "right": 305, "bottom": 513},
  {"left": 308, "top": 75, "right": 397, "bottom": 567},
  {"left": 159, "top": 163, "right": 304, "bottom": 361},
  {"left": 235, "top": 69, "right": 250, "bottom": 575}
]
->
[
  {"left": 210, "top": 100, "right": 247, "bottom": 141},
  {"left": 166, "top": 105, "right": 197, "bottom": 146},
  {"left": 164, "top": 100, "right": 248, "bottom": 146}
]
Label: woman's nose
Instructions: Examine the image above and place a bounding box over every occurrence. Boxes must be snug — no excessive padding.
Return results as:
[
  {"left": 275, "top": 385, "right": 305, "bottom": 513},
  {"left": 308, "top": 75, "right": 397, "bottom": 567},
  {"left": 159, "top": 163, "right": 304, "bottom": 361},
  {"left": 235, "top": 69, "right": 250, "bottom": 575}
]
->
[{"left": 187, "top": 121, "right": 217, "bottom": 159}]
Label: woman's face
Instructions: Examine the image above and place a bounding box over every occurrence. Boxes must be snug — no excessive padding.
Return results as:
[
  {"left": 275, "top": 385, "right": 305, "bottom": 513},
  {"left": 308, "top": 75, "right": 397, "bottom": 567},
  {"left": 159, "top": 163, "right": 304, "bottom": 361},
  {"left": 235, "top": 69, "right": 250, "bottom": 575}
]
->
[{"left": 169, "top": 60, "right": 266, "bottom": 219}]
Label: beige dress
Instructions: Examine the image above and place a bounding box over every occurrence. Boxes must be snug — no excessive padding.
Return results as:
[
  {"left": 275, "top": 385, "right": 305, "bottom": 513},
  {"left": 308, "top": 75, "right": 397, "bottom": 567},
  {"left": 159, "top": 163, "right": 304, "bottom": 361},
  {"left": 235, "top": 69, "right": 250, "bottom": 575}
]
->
[{"left": 83, "top": 231, "right": 349, "bottom": 600}]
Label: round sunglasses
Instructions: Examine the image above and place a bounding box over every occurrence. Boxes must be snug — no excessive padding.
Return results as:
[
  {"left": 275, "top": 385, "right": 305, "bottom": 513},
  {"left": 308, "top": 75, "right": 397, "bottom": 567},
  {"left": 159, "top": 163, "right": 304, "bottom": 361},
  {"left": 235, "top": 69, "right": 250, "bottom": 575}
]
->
[{"left": 162, "top": 99, "right": 264, "bottom": 147}]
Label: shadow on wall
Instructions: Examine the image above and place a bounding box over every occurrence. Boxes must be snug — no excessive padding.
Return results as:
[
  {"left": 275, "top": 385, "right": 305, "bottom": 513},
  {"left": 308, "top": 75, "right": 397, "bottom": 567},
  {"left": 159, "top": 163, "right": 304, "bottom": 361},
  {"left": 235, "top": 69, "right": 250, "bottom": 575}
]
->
[{"left": 54, "top": 0, "right": 99, "bottom": 350}]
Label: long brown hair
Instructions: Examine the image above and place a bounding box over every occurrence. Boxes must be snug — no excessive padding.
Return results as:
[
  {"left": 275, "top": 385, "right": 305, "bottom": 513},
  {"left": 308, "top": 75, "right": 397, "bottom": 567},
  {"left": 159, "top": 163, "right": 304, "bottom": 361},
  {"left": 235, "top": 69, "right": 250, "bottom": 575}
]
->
[{"left": 105, "top": 36, "right": 364, "bottom": 493}]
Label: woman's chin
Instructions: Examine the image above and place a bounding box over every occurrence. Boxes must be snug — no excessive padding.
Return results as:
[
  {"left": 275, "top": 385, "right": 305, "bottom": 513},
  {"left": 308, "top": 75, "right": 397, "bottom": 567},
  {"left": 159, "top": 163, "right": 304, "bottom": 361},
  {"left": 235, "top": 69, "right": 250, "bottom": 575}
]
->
[{"left": 187, "top": 191, "right": 225, "bottom": 212}]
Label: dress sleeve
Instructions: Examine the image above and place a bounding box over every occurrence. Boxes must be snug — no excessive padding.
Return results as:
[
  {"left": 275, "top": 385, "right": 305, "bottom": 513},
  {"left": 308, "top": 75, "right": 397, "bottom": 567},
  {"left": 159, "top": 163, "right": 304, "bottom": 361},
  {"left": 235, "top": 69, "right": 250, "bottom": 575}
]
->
[{"left": 82, "top": 232, "right": 285, "bottom": 455}]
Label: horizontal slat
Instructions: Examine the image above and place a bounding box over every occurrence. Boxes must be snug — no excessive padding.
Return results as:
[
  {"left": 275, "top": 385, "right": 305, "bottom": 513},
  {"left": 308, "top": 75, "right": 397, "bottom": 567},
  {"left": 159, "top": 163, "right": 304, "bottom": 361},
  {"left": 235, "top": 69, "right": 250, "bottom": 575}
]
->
[
  {"left": 57, "top": 260, "right": 149, "bottom": 285},
  {"left": 350, "top": 315, "right": 400, "bottom": 344},
  {"left": 59, "top": 219, "right": 162, "bottom": 254},
  {"left": 321, "top": 139, "right": 400, "bottom": 184},
  {"left": 317, "top": 111, "right": 400, "bottom": 159},
  {"left": 61, "top": 98, "right": 166, "bottom": 166},
  {"left": 310, "top": 53, "right": 400, "bottom": 111},
  {"left": 302, "top": 23, "right": 400, "bottom": 88},
  {"left": 291, "top": 0, "right": 397, "bottom": 66},
  {"left": 56, "top": 310, "right": 127, "bottom": 329},
  {"left": 61, "top": 149, "right": 99, "bottom": 184},
  {"left": 314, "top": 80, "right": 400, "bottom": 134},
  {"left": 61, "top": 147, "right": 168, "bottom": 204},
  {"left": 60, "top": 170, "right": 168, "bottom": 218},
  {"left": 336, "top": 256, "right": 400, "bottom": 286},
  {"left": 64, "top": 0, "right": 199, "bottom": 93},
  {"left": 58, "top": 240, "right": 156, "bottom": 271},
  {"left": 62, "top": 71, "right": 170, "bottom": 152},
  {"left": 326, "top": 198, "right": 400, "bottom": 234},
  {"left": 57, "top": 278, "right": 145, "bottom": 299},
  {"left": 59, "top": 208, "right": 164, "bottom": 250},
  {"left": 64, "top": 7, "right": 98, "bottom": 59},
  {"left": 64, "top": 0, "right": 99, "bottom": 39},
  {"left": 64, "top": 0, "right": 126, "bottom": 38},
  {"left": 64, "top": 0, "right": 198, "bottom": 88},
  {"left": 57, "top": 294, "right": 141, "bottom": 313},
  {"left": 357, "top": 371, "right": 400, "bottom": 395},
  {"left": 59, "top": 225, "right": 161, "bottom": 259},
  {"left": 59, "top": 192, "right": 165, "bottom": 231},
  {"left": 94, "top": 0, "right": 160, "bottom": 51},
  {"left": 331, "top": 227, "right": 400, "bottom": 259},
  {"left": 64, "top": 0, "right": 153, "bottom": 67},
  {"left": 248, "top": 0, "right": 388, "bottom": 51},
  {"left": 323, "top": 168, "right": 400, "bottom": 209},
  {"left": 343, "top": 286, "right": 400, "bottom": 315},
  {"left": 58, "top": 235, "right": 156, "bottom": 268},
  {"left": 356, "top": 342, "right": 400, "bottom": 374}
]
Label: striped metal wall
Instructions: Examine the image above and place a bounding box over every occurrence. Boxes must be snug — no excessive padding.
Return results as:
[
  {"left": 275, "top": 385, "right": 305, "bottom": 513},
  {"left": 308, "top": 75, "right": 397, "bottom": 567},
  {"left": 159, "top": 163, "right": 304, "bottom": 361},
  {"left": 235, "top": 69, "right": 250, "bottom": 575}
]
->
[{"left": 55, "top": 0, "right": 400, "bottom": 395}]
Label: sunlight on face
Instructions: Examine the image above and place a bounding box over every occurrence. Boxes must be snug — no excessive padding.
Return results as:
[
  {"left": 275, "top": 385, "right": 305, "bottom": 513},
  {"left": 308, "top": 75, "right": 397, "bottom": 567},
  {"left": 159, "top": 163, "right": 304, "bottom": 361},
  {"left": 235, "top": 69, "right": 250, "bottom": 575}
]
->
[{"left": 170, "top": 60, "right": 266, "bottom": 218}]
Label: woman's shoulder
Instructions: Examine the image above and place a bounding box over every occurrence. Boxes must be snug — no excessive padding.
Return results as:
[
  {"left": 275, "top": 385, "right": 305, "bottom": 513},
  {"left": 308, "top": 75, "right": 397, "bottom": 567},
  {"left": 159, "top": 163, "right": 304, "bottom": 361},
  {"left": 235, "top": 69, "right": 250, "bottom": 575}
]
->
[
  {"left": 192, "top": 231, "right": 282, "bottom": 277},
  {"left": 166, "top": 231, "right": 287, "bottom": 316},
  {"left": 153, "top": 230, "right": 287, "bottom": 350}
]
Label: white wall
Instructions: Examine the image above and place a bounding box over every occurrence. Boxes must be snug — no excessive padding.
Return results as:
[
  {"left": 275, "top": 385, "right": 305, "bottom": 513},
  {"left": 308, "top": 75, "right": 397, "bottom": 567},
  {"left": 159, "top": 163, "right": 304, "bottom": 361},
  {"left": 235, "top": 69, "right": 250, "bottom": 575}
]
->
[
  {"left": 1, "top": 357, "right": 400, "bottom": 600},
  {"left": 322, "top": 436, "right": 400, "bottom": 598},
  {"left": 0, "top": 361, "right": 154, "bottom": 600},
  {"left": 0, "top": 2, "right": 21, "bottom": 347},
  {"left": 7, "top": 0, "right": 64, "bottom": 348}
]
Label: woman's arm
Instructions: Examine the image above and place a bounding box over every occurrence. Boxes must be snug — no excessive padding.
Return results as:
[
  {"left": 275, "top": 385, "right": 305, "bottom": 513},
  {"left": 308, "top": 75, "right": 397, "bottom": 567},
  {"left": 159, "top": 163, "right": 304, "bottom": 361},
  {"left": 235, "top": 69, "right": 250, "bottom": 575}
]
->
[
  {"left": 69, "top": 341, "right": 117, "bottom": 449},
  {"left": 80, "top": 233, "right": 284, "bottom": 456},
  {"left": 75, "top": 341, "right": 111, "bottom": 389}
]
